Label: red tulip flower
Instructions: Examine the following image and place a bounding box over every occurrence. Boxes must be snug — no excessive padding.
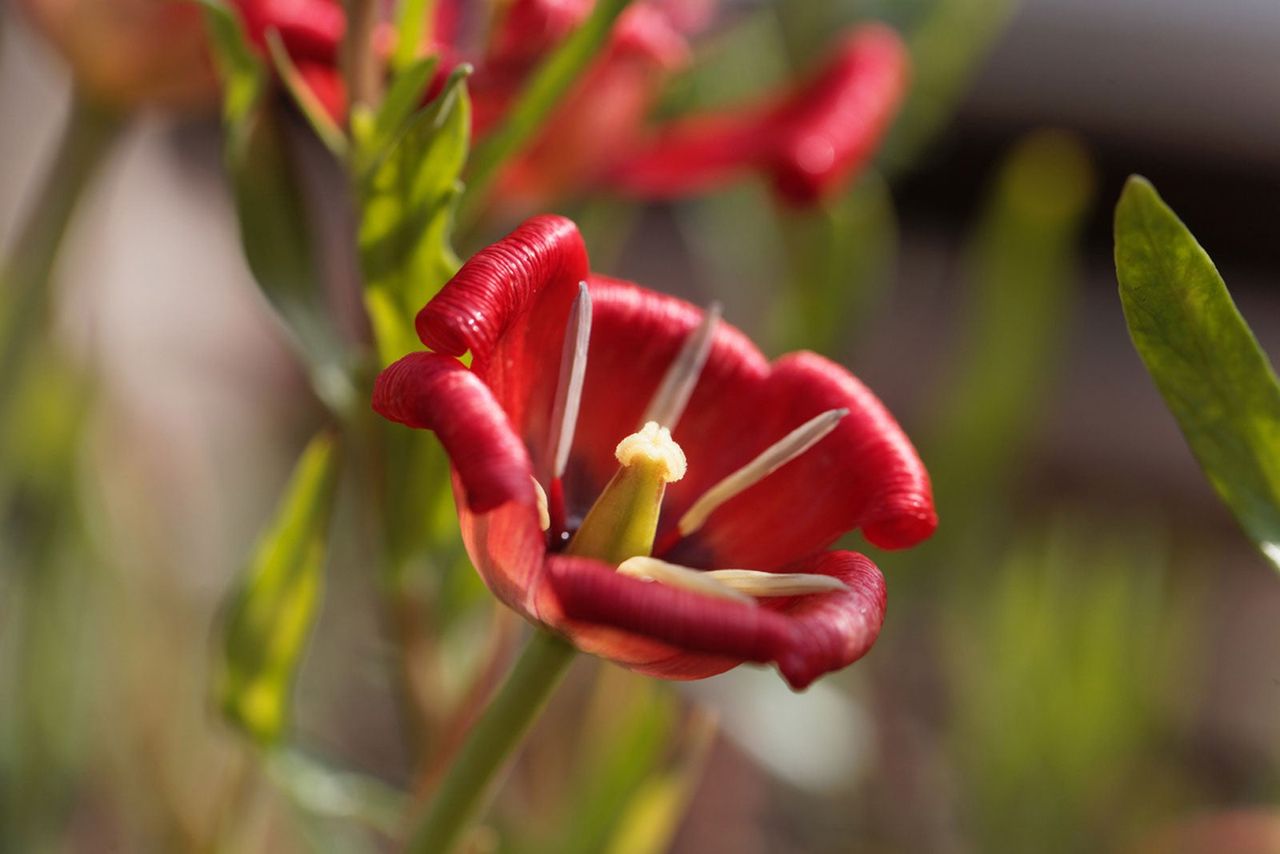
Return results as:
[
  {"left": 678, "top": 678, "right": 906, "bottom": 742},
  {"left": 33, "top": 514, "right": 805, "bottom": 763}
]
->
[
  {"left": 373, "top": 215, "right": 935, "bottom": 689},
  {"left": 229, "top": 0, "right": 908, "bottom": 207}
]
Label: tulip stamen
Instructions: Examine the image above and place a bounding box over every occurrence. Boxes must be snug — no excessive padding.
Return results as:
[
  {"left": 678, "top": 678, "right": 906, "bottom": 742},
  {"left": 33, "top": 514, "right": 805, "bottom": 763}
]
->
[
  {"left": 547, "top": 282, "right": 592, "bottom": 480},
  {"left": 566, "top": 422, "right": 685, "bottom": 564},
  {"left": 677, "top": 408, "right": 849, "bottom": 536},
  {"left": 531, "top": 476, "right": 551, "bottom": 532},
  {"left": 618, "top": 557, "right": 755, "bottom": 605},
  {"left": 705, "top": 569, "right": 848, "bottom": 596},
  {"left": 641, "top": 302, "right": 722, "bottom": 431}
]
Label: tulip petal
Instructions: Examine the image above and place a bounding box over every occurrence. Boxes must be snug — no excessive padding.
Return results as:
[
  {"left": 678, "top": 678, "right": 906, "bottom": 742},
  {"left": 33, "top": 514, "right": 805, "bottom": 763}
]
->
[
  {"left": 564, "top": 280, "right": 935, "bottom": 564},
  {"left": 542, "top": 550, "right": 886, "bottom": 690},
  {"left": 415, "top": 213, "right": 588, "bottom": 362},
  {"left": 416, "top": 215, "right": 590, "bottom": 484},
  {"left": 373, "top": 352, "right": 534, "bottom": 514},
  {"left": 608, "top": 24, "right": 908, "bottom": 205},
  {"left": 560, "top": 277, "right": 769, "bottom": 525},
  {"left": 663, "top": 350, "right": 936, "bottom": 567}
]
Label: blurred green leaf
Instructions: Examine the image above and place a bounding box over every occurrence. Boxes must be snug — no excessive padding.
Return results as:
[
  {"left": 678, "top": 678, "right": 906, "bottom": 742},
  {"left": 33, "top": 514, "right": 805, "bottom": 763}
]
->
[
  {"left": 358, "top": 67, "right": 470, "bottom": 365},
  {"left": 202, "top": 1, "right": 356, "bottom": 414},
  {"left": 931, "top": 130, "right": 1094, "bottom": 493},
  {"left": 265, "top": 30, "right": 349, "bottom": 157},
  {"left": 775, "top": 171, "right": 898, "bottom": 355},
  {"left": 535, "top": 671, "right": 677, "bottom": 854},
  {"left": 266, "top": 747, "right": 406, "bottom": 834},
  {"left": 459, "top": 0, "right": 635, "bottom": 227},
  {"left": 880, "top": 0, "right": 1020, "bottom": 174},
  {"left": 374, "top": 56, "right": 440, "bottom": 148},
  {"left": 946, "top": 519, "right": 1191, "bottom": 851},
  {"left": 1116, "top": 176, "right": 1280, "bottom": 572},
  {"left": 392, "top": 0, "right": 431, "bottom": 74},
  {"left": 602, "top": 711, "right": 716, "bottom": 854},
  {"left": 216, "top": 433, "right": 340, "bottom": 745}
]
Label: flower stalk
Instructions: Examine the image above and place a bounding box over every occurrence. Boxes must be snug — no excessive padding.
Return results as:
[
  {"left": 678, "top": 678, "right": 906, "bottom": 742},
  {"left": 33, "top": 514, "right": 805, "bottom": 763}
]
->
[{"left": 406, "top": 627, "right": 575, "bottom": 854}]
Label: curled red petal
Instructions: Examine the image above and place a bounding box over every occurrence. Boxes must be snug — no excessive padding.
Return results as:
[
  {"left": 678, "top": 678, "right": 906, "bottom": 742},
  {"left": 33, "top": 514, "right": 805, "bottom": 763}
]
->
[
  {"left": 540, "top": 550, "right": 887, "bottom": 690},
  {"left": 415, "top": 214, "right": 589, "bottom": 364},
  {"left": 542, "top": 554, "right": 796, "bottom": 669},
  {"left": 766, "top": 24, "right": 909, "bottom": 205},
  {"left": 663, "top": 350, "right": 936, "bottom": 567},
  {"left": 607, "top": 23, "right": 908, "bottom": 205},
  {"left": 372, "top": 352, "right": 534, "bottom": 513}
]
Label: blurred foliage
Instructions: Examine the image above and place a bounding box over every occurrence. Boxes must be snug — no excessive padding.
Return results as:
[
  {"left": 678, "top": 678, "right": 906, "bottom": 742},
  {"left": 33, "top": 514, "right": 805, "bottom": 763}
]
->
[
  {"left": 357, "top": 62, "right": 469, "bottom": 366},
  {"left": 946, "top": 519, "right": 1195, "bottom": 852},
  {"left": 217, "top": 432, "right": 340, "bottom": 745},
  {"left": 459, "top": 0, "right": 636, "bottom": 227},
  {"left": 1116, "top": 177, "right": 1280, "bottom": 573},
  {"left": 203, "top": 0, "right": 356, "bottom": 415}
]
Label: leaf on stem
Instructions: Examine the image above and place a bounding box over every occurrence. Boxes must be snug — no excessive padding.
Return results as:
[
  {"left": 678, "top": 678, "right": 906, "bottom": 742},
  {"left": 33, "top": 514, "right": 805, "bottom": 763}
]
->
[
  {"left": 265, "top": 29, "right": 349, "bottom": 157},
  {"left": 215, "top": 433, "right": 341, "bottom": 744},
  {"left": 358, "top": 67, "right": 471, "bottom": 365},
  {"left": 1115, "top": 176, "right": 1280, "bottom": 571},
  {"left": 201, "top": 1, "right": 355, "bottom": 414}
]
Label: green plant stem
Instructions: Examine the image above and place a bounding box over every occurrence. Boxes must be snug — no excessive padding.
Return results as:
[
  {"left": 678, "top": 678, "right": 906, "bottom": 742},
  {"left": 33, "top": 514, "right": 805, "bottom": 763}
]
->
[
  {"left": 406, "top": 628, "right": 575, "bottom": 854},
  {"left": 0, "top": 94, "right": 121, "bottom": 417}
]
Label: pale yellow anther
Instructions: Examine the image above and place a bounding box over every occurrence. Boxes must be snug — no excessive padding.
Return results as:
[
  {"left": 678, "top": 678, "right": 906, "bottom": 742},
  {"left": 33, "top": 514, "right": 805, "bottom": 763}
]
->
[
  {"left": 617, "top": 557, "right": 755, "bottom": 605},
  {"left": 704, "top": 569, "right": 848, "bottom": 597},
  {"left": 531, "top": 477, "right": 551, "bottom": 532},
  {"left": 614, "top": 421, "right": 687, "bottom": 483}
]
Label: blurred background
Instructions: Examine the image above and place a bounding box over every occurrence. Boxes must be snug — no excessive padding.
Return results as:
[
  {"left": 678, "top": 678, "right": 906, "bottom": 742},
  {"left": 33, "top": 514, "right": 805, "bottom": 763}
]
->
[{"left": 2, "top": 0, "right": 1279, "bottom": 851}]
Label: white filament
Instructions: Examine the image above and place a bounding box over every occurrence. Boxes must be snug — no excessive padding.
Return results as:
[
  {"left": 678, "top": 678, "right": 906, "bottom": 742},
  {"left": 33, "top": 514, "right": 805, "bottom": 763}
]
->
[
  {"left": 641, "top": 302, "right": 722, "bottom": 431},
  {"left": 617, "top": 557, "right": 755, "bottom": 605},
  {"left": 547, "top": 282, "right": 592, "bottom": 479},
  {"left": 705, "top": 569, "right": 848, "bottom": 596},
  {"left": 677, "top": 408, "right": 849, "bottom": 536}
]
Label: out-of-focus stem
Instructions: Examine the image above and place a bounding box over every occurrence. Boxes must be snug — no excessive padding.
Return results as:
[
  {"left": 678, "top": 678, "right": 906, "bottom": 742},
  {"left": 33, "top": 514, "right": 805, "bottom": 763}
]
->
[
  {"left": 343, "top": 0, "right": 383, "bottom": 110},
  {"left": 405, "top": 629, "right": 575, "bottom": 854},
  {"left": 0, "top": 94, "right": 121, "bottom": 418}
]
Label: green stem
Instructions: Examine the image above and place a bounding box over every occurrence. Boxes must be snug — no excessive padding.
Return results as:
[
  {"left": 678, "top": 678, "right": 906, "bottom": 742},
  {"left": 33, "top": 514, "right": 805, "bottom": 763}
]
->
[
  {"left": 406, "top": 628, "right": 575, "bottom": 854},
  {"left": 0, "top": 94, "right": 122, "bottom": 417}
]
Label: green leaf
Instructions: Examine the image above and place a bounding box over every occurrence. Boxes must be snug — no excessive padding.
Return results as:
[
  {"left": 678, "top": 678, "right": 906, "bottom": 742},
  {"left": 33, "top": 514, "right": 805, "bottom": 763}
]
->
[
  {"left": 1115, "top": 175, "right": 1280, "bottom": 571},
  {"left": 880, "top": 0, "right": 1020, "bottom": 175},
  {"left": 458, "top": 0, "right": 634, "bottom": 227},
  {"left": 774, "top": 171, "right": 899, "bottom": 355},
  {"left": 358, "top": 67, "right": 470, "bottom": 366},
  {"left": 391, "top": 0, "right": 432, "bottom": 75},
  {"left": 216, "top": 433, "right": 341, "bottom": 744},
  {"left": 202, "top": 2, "right": 356, "bottom": 414},
  {"left": 265, "top": 29, "right": 349, "bottom": 157}
]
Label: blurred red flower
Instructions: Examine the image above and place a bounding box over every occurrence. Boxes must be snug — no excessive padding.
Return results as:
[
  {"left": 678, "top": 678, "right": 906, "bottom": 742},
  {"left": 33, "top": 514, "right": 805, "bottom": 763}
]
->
[
  {"left": 235, "top": 0, "right": 908, "bottom": 206},
  {"left": 372, "top": 214, "right": 936, "bottom": 689},
  {"left": 17, "top": 0, "right": 218, "bottom": 109}
]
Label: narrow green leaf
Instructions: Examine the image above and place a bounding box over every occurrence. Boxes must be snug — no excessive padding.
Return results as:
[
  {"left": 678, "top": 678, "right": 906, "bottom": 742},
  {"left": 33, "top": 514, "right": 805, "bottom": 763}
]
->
[
  {"left": 880, "top": 0, "right": 1019, "bottom": 175},
  {"left": 266, "top": 29, "right": 349, "bottom": 157},
  {"left": 216, "top": 433, "right": 341, "bottom": 744},
  {"left": 358, "top": 67, "right": 470, "bottom": 365},
  {"left": 202, "top": 2, "right": 356, "bottom": 415},
  {"left": 1115, "top": 175, "right": 1280, "bottom": 570},
  {"left": 459, "top": 0, "right": 634, "bottom": 226},
  {"left": 775, "top": 171, "right": 898, "bottom": 355},
  {"left": 392, "top": 0, "right": 433, "bottom": 74},
  {"left": 374, "top": 55, "right": 440, "bottom": 146}
]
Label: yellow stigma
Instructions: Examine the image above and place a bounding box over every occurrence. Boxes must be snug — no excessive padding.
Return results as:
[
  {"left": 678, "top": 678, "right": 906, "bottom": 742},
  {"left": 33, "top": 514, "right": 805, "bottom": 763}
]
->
[
  {"left": 566, "top": 423, "right": 686, "bottom": 564},
  {"left": 614, "top": 421, "right": 687, "bottom": 483}
]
